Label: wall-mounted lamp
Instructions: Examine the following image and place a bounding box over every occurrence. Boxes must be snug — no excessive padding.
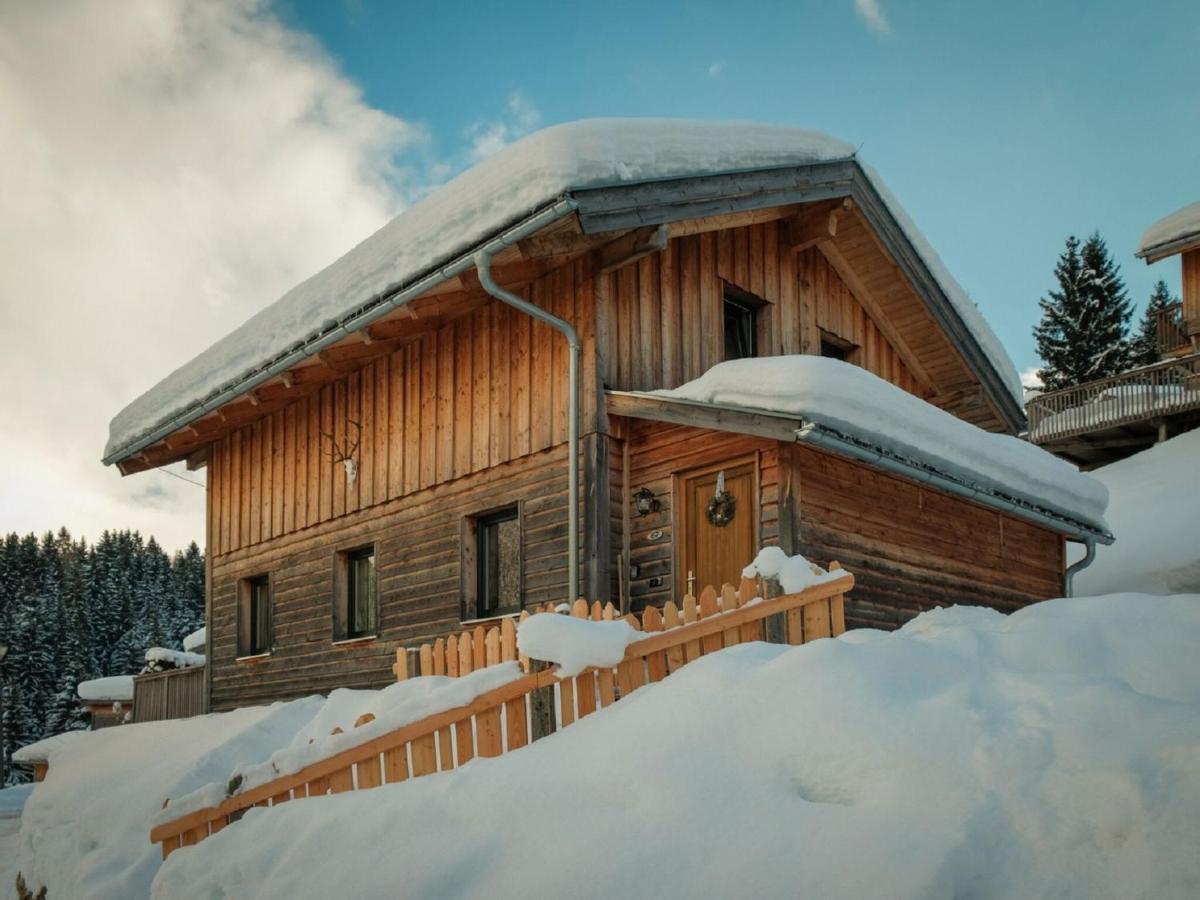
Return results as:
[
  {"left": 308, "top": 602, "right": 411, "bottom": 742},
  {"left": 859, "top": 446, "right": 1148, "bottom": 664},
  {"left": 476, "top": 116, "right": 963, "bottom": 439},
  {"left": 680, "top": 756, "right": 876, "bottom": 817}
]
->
[{"left": 632, "top": 487, "right": 660, "bottom": 517}]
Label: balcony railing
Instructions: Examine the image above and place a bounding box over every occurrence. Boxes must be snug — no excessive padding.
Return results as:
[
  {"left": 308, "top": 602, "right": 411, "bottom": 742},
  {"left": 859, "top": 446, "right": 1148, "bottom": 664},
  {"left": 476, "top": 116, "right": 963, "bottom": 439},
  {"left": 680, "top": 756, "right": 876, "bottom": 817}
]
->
[
  {"left": 1156, "top": 301, "right": 1191, "bottom": 356},
  {"left": 1027, "top": 351, "right": 1200, "bottom": 443}
]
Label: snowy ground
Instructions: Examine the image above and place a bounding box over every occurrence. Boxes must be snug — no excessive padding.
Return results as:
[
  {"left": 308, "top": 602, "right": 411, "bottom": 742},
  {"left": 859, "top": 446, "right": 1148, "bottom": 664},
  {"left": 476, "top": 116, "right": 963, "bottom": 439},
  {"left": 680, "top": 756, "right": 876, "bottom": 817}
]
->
[
  {"left": 1071, "top": 429, "right": 1200, "bottom": 595},
  {"left": 15, "top": 592, "right": 1200, "bottom": 899},
  {"left": 0, "top": 784, "right": 33, "bottom": 892}
]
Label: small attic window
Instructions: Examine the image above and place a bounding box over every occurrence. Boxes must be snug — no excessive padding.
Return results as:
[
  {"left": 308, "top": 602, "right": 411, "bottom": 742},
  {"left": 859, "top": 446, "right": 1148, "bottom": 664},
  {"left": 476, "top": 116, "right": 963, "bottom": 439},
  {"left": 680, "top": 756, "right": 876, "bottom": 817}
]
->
[
  {"left": 819, "top": 330, "right": 857, "bottom": 363},
  {"left": 723, "top": 290, "right": 759, "bottom": 361}
]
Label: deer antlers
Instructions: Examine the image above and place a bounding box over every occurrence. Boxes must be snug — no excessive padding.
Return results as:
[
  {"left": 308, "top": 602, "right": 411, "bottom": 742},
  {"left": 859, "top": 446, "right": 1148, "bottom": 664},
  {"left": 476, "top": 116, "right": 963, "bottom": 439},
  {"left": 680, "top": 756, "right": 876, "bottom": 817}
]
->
[{"left": 320, "top": 419, "right": 361, "bottom": 483}]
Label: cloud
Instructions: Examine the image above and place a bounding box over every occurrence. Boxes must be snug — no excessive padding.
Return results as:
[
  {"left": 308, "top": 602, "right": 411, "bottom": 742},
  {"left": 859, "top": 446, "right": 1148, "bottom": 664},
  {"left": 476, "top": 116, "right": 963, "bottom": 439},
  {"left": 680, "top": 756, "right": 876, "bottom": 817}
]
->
[
  {"left": 708, "top": 61, "right": 726, "bottom": 78},
  {"left": 465, "top": 92, "right": 542, "bottom": 163},
  {"left": 854, "top": 0, "right": 892, "bottom": 35},
  {"left": 0, "top": 0, "right": 427, "bottom": 552},
  {"left": 1020, "top": 367, "right": 1044, "bottom": 391}
]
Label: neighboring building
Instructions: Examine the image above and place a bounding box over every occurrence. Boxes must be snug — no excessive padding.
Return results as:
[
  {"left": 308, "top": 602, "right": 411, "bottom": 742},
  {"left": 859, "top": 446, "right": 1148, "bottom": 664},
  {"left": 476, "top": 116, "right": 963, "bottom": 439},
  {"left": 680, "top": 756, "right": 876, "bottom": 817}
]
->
[
  {"left": 1027, "top": 201, "right": 1200, "bottom": 467},
  {"left": 103, "top": 121, "right": 1109, "bottom": 710},
  {"left": 77, "top": 676, "right": 134, "bottom": 729}
]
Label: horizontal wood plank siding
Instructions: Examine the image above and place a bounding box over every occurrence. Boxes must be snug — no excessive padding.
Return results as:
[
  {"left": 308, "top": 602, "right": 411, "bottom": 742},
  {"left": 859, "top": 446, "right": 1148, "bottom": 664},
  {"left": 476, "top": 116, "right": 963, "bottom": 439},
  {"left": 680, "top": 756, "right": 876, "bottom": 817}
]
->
[
  {"left": 210, "top": 446, "right": 575, "bottom": 710},
  {"left": 789, "top": 444, "right": 1064, "bottom": 628}
]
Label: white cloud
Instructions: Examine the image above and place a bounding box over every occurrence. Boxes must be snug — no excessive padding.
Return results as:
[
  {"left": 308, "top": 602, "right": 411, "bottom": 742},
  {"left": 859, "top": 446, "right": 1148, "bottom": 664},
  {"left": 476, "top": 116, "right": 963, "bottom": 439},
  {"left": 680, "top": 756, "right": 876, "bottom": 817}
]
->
[
  {"left": 708, "top": 61, "right": 726, "bottom": 78},
  {"left": 0, "top": 0, "right": 427, "bottom": 552},
  {"left": 1021, "top": 367, "right": 1045, "bottom": 391},
  {"left": 465, "top": 92, "right": 542, "bottom": 163},
  {"left": 854, "top": 0, "right": 892, "bottom": 35}
]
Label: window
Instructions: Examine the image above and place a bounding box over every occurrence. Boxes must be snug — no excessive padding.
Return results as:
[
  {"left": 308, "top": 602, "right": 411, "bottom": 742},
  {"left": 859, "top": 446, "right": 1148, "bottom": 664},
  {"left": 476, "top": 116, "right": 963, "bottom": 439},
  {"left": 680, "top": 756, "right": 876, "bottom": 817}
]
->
[
  {"left": 335, "top": 546, "right": 377, "bottom": 641},
  {"left": 723, "top": 291, "right": 758, "bottom": 361},
  {"left": 463, "top": 506, "right": 522, "bottom": 619},
  {"left": 819, "top": 330, "right": 856, "bottom": 362},
  {"left": 238, "top": 574, "right": 272, "bottom": 657}
]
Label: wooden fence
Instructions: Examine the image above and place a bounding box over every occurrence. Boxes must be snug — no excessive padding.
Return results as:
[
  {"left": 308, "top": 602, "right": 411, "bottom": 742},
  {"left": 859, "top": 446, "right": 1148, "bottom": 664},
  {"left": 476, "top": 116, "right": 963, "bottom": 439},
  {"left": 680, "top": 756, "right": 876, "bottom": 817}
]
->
[
  {"left": 132, "top": 667, "right": 207, "bottom": 724},
  {"left": 150, "top": 568, "right": 852, "bottom": 860}
]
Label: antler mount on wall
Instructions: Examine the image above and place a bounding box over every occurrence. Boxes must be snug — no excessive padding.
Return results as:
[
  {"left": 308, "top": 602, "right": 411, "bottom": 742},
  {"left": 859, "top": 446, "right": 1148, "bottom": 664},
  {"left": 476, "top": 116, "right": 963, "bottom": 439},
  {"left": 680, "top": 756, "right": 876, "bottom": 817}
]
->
[{"left": 320, "top": 419, "right": 362, "bottom": 483}]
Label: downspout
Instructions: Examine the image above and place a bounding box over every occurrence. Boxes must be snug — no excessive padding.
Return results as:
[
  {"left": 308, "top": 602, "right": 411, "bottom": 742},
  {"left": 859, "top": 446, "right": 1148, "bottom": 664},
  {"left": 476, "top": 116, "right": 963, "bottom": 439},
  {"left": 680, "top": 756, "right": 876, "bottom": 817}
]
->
[
  {"left": 1063, "top": 538, "right": 1096, "bottom": 598},
  {"left": 474, "top": 248, "right": 581, "bottom": 605}
]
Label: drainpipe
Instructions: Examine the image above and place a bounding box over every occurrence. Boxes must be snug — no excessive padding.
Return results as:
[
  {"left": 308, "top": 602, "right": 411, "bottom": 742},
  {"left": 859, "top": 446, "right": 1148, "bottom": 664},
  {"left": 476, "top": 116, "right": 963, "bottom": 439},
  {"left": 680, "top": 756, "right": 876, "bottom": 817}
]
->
[
  {"left": 1064, "top": 538, "right": 1096, "bottom": 598},
  {"left": 474, "top": 248, "right": 581, "bottom": 605}
]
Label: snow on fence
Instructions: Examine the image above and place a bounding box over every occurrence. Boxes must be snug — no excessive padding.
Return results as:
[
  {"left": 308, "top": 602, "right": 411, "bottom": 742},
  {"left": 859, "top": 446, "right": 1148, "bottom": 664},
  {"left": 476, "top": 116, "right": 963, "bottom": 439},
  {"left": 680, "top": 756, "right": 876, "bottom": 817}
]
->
[
  {"left": 149, "top": 567, "right": 852, "bottom": 860},
  {"left": 1026, "top": 351, "right": 1200, "bottom": 443}
]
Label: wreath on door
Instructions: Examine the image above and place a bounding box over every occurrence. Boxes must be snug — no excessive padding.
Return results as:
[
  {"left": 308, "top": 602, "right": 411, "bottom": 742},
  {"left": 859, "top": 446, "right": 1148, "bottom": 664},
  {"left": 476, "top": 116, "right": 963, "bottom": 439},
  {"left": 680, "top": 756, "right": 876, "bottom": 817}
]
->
[{"left": 706, "top": 470, "right": 737, "bottom": 527}]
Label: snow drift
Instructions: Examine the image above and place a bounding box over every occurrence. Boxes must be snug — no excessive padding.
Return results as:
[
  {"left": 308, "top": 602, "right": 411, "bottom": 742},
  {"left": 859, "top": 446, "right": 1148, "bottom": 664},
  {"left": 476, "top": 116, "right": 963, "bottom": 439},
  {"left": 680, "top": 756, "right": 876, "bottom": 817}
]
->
[
  {"left": 1071, "top": 429, "right": 1200, "bottom": 595},
  {"left": 150, "top": 592, "right": 1200, "bottom": 900}
]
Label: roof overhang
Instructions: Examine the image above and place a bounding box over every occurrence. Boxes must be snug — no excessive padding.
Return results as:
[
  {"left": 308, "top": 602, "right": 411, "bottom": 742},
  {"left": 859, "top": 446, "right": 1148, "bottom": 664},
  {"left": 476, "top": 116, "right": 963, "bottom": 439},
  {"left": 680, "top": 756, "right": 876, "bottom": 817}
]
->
[
  {"left": 607, "top": 390, "right": 1112, "bottom": 545},
  {"left": 1136, "top": 234, "right": 1200, "bottom": 265}
]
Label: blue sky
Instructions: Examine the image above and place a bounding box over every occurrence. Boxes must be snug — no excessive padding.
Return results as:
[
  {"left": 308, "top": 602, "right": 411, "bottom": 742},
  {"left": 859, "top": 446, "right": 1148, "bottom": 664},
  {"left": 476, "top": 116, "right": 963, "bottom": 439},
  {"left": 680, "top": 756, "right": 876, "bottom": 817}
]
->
[{"left": 282, "top": 0, "right": 1199, "bottom": 377}]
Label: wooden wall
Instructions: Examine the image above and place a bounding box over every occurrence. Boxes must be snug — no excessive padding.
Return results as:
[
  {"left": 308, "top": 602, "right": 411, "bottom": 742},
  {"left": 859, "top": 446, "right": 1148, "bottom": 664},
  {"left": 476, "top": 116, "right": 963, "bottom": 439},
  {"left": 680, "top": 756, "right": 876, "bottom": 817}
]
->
[
  {"left": 599, "top": 220, "right": 926, "bottom": 397},
  {"left": 790, "top": 443, "right": 1064, "bottom": 628},
  {"left": 209, "top": 445, "right": 574, "bottom": 710},
  {"left": 622, "top": 421, "right": 783, "bottom": 613},
  {"left": 207, "top": 263, "right": 588, "bottom": 558}
]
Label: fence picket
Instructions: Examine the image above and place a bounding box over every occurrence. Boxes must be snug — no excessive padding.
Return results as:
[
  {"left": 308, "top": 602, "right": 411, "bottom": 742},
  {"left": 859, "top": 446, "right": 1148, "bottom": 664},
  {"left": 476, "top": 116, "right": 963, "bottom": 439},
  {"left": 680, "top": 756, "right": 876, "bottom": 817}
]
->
[{"left": 447, "top": 635, "right": 459, "bottom": 677}]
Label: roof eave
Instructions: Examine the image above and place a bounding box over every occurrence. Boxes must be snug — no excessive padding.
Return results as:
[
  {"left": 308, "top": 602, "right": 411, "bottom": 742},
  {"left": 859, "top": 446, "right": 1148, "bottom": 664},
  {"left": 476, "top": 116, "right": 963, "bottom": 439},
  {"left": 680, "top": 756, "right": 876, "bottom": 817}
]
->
[{"left": 1136, "top": 233, "right": 1200, "bottom": 264}]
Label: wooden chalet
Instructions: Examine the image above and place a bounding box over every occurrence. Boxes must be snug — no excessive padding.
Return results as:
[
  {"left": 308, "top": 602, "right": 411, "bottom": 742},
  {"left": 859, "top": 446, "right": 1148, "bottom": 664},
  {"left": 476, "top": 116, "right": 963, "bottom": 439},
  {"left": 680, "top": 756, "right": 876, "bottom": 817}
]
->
[
  {"left": 104, "top": 120, "right": 1109, "bottom": 711},
  {"left": 1027, "top": 201, "right": 1200, "bottom": 466}
]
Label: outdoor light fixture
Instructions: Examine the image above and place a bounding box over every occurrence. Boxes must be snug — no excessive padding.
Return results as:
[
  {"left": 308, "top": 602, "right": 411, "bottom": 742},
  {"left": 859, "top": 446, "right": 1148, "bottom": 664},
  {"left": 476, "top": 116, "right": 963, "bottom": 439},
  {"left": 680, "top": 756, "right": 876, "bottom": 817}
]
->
[{"left": 632, "top": 487, "right": 659, "bottom": 516}]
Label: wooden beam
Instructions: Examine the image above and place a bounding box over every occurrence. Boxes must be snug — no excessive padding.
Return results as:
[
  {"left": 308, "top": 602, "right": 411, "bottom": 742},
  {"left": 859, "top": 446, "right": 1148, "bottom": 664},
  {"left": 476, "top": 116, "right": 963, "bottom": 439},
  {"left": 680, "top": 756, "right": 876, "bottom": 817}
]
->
[
  {"left": 185, "top": 446, "right": 210, "bottom": 472},
  {"left": 788, "top": 198, "right": 852, "bottom": 252},
  {"left": 817, "top": 240, "right": 939, "bottom": 395},
  {"left": 606, "top": 391, "right": 803, "bottom": 442},
  {"left": 594, "top": 225, "right": 668, "bottom": 274}
]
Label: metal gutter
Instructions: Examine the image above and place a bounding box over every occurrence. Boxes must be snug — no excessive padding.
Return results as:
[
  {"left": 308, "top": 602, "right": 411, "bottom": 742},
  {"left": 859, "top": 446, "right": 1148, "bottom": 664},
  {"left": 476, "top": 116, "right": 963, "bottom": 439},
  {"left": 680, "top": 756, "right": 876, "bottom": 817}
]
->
[
  {"left": 793, "top": 422, "right": 1112, "bottom": 545},
  {"left": 474, "top": 247, "right": 581, "bottom": 606},
  {"left": 1063, "top": 538, "right": 1097, "bottom": 597},
  {"left": 104, "top": 198, "right": 579, "bottom": 467}
]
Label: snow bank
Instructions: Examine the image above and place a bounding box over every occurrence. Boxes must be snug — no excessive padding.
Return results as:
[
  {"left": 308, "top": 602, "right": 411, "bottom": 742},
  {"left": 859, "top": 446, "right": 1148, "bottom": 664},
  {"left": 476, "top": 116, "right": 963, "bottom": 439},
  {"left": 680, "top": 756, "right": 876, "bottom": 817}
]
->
[
  {"left": 1071, "top": 430, "right": 1200, "bottom": 595},
  {"left": 656, "top": 356, "right": 1108, "bottom": 532},
  {"left": 0, "top": 784, "right": 35, "bottom": 820},
  {"left": 152, "top": 592, "right": 1200, "bottom": 899},
  {"left": 143, "top": 647, "right": 206, "bottom": 669},
  {"left": 77, "top": 674, "right": 135, "bottom": 702},
  {"left": 162, "top": 663, "right": 522, "bottom": 823},
  {"left": 182, "top": 626, "right": 206, "bottom": 653},
  {"left": 15, "top": 698, "right": 323, "bottom": 900},
  {"left": 107, "top": 119, "right": 1020, "bottom": 462},
  {"left": 517, "top": 615, "right": 640, "bottom": 677},
  {"left": 1137, "top": 200, "right": 1200, "bottom": 257},
  {"left": 741, "top": 546, "right": 843, "bottom": 593}
]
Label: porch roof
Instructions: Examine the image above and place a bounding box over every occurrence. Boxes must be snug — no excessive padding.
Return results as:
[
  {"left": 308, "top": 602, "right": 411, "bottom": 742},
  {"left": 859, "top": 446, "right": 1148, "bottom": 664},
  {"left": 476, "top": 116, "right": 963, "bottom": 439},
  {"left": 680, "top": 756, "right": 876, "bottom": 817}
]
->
[{"left": 607, "top": 388, "right": 1112, "bottom": 545}]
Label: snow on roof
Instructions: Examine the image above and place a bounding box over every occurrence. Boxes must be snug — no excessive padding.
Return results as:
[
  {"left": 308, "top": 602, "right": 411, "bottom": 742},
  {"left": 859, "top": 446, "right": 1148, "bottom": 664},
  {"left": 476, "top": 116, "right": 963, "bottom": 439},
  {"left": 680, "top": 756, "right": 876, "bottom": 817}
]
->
[
  {"left": 1136, "top": 200, "right": 1200, "bottom": 260},
  {"left": 653, "top": 356, "right": 1109, "bottom": 534},
  {"left": 77, "top": 675, "right": 135, "bottom": 703},
  {"left": 12, "top": 730, "right": 88, "bottom": 765},
  {"left": 1071, "top": 429, "right": 1200, "bottom": 596},
  {"left": 144, "top": 648, "right": 206, "bottom": 669},
  {"left": 105, "top": 119, "right": 1021, "bottom": 463},
  {"left": 182, "top": 626, "right": 206, "bottom": 653}
]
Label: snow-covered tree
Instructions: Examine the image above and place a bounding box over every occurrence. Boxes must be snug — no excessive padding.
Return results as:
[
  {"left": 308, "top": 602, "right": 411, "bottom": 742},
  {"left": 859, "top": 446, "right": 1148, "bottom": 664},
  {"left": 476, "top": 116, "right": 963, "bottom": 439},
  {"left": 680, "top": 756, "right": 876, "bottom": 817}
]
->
[
  {"left": 1034, "top": 233, "right": 1134, "bottom": 390},
  {"left": 1131, "top": 280, "right": 1177, "bottom": 367}
]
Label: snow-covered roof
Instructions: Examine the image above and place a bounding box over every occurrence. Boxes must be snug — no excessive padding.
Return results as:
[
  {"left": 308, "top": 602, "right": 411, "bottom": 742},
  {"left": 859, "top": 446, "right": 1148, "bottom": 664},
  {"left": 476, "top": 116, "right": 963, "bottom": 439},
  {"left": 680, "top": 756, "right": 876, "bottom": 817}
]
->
[
  {"left": 77, "top": 675, "right": 135, "bottom": 703},
  {"left": 182, "top": 626, "right": 206, "bottom": 654},
  {"left": 12, "top": 730, "right": 88, "bottom": 765},
  {"left": 649, "top": 356, "right": 1109, "bottom": 537},
  {"left": 105, "top": 119, "right": 1023, "bottom": 464},
  {"left": 1136, "top": 201, "right": 1200, "bottom": 262}
]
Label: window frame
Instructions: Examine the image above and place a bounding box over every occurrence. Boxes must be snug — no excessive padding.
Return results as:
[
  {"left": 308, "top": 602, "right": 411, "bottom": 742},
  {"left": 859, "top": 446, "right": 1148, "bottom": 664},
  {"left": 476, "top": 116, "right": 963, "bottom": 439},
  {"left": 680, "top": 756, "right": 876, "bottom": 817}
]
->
[
  {"left": 237, "top": 573, "right": 273, "bottom": 660},
  {"left": 818, "top": 328, "right": 859, "bottom": 363},
  {"left": 333, "top": 543, "right": 379, "bottom": 644},
  {"left": 721, "top": 283, "right": 769, "bottom": 362},
  {"left": 461, "top": 503, "right": 524, "bottom": 622}
]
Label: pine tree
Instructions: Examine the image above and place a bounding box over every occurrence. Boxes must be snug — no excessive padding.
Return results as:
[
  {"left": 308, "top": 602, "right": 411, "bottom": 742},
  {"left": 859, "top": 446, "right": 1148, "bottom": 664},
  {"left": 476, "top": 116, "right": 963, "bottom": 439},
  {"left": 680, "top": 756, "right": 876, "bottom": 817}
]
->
[
  {"left": 1034, "top": 232, "right": 1135, "bottom": 390},
  {"left": 1131, "top": 280, "right": 1176, "bottom": 367}
]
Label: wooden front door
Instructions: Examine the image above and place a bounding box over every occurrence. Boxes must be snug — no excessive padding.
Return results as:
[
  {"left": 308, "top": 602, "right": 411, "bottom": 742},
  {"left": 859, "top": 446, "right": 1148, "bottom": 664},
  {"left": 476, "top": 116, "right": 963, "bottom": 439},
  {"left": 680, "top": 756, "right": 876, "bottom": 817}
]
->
[{"left": 676, "top": 457, "right": 759, "bottom": 598}]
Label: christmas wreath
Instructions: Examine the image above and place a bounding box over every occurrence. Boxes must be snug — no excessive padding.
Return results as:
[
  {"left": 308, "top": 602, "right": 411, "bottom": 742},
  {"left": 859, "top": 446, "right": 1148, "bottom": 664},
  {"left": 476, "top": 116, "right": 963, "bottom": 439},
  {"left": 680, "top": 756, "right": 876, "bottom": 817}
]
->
[{"left": 706, "top": 490, "right": 736, "bottom": 527}]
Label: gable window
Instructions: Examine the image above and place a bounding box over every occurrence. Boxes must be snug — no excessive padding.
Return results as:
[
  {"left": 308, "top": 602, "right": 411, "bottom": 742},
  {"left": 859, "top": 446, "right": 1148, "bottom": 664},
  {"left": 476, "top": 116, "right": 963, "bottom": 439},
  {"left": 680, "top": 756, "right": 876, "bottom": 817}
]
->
[
  {"left": 462, "top": 505, "right": 522, "bottom": 620},
  {"left": 335, "top": 545, "right": 377, "bottom": 641},
  {"left": 238, "top": 574, "right": 272, "bottom": 658},
  {"left": 723, "top": 291, "right": 759, "bottom": 361},
  {"left": 819, "top": 330, "right": 857, "bottom": 363}
]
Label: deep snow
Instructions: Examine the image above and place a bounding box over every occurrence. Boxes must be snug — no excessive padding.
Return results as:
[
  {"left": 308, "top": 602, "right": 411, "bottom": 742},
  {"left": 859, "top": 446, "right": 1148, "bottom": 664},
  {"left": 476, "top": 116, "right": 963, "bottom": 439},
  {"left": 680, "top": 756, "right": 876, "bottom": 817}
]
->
[
  {"left": 1071, "top": 429, "right": 1200, "bottom": 595},
  {"left": 655, "top": 356, "right": 1108, "bottom": 532},
  {"left": 106, "top": 119, "right": 1022, "bottom": 462},
  {"left": 141, "top": 592, "right": 1200, "bottom": 900}
]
